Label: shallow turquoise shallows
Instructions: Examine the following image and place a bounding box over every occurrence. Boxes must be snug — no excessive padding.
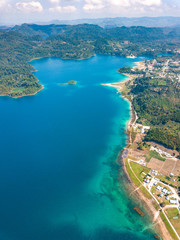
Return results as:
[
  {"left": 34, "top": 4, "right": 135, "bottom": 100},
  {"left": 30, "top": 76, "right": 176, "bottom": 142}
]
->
[{"left": 0, "top": 55, "right": 155, "bottom": 240}]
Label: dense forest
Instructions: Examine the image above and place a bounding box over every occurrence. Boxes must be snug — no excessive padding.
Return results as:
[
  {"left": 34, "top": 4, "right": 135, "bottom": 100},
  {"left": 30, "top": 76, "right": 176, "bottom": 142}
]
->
[
  {"left": 133, "top": 77, "right": 180, "bottom": 150},
  {"left": 0, "top": 24, "right": 180, "bottom": 97}
]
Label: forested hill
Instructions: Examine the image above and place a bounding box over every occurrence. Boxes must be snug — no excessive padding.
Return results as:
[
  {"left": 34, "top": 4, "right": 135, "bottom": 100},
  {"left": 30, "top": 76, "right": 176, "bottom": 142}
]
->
[
  {"left": 0, "top": 23, "right": 180, "bottom": 98},
  {"left": 12, "top": 24, "right": 107, "bottom": 39},
  {"left": 11, "top": 23, "right": 180, "bottom": 40}
]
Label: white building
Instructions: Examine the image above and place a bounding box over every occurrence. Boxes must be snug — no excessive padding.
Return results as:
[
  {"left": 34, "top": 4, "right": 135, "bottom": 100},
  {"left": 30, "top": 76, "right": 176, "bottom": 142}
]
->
[
  {"left": 141, "top": 126, "right": 150, "bottom": 134},
  {"left": 169, "top": 199, "right": 178, "bottom": 204},
  {"left": 156, "top": 185, "right": 162, "bottom": 191},
  {"left": 162, "top": 188, "right": 168, "bottom": 194}
]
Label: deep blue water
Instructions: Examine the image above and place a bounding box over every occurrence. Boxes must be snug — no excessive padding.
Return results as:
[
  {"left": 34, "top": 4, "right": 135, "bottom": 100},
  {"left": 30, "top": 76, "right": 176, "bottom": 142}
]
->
[{"left": 0, "top": 55, "right": 156, "bottom": 240}]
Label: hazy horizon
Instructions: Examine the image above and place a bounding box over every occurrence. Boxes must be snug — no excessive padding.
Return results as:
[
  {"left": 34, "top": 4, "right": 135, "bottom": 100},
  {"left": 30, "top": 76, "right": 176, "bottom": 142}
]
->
[
  {"left": 0, "top": 0, "right": 180, "bottom": 25},
  {"left": 1, "top": 16, "right": 180, "bottom": 27}
]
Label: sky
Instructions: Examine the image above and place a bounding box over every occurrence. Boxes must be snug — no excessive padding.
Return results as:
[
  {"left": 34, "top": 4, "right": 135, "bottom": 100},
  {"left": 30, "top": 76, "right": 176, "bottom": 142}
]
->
[{"left": 0, "top": 0, "right": 180, "bottom": 25}]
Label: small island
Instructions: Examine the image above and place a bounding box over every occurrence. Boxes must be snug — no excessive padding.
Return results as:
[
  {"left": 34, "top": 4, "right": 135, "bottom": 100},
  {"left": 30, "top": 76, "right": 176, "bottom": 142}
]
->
[{"left": 59, "top": 80, "right": 77, "bottom": 85}]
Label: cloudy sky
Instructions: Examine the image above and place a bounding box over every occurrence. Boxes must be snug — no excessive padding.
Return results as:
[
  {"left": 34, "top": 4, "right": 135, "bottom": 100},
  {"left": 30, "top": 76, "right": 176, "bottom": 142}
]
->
[{"left": 0, "top": 0, "right": 180, "bottom": 25}]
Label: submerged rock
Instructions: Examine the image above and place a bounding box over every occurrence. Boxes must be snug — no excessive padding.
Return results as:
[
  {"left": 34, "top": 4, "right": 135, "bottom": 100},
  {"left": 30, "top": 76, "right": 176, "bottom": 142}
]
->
[{"left": 133, "top": 206, "right": 145, "bottom": 217}]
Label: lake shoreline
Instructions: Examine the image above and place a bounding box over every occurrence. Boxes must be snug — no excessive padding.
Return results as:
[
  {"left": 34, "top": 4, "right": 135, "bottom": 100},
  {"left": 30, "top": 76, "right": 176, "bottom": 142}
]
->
[
  {"left": 103, "top": 60, "right": 173, "bottom": 240},
  {"left": 0, "top": 85, "right": 44, "bottom": 99},
  {"left": 3, "top": 55, "right": 94, "bottom": 99},
  {"left": 14, "top": 85, "right": 44, "bottom": 98},
  {"left": 9, "top": 54, "right": 94, "bottom": 98},
  {"left": 2, "top": 56, "right": 137, "bottom": 99}
]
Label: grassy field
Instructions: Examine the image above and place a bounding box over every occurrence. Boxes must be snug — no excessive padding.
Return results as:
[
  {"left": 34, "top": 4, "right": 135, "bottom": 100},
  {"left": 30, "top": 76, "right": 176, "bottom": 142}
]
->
[
  {"left": 160, "top": 211, "right": 179, "bottom": 240},
  {"left": 146, "top": 150, "right": 166, "bottom": 162},
  {"left": 166, "top": 208, "right": 180, "bottom": 236},
  {"left": 151, "top": 185, "right": 156, "bottom": 194},
  {"left": 130, "top": 161, "right": 150, "bottom": 182},
  {"left": 126, "top": 160, "right": 154, "bottom": 199},
  {"left": 125, "top": 159, "right": 141, "bottom": 187}
]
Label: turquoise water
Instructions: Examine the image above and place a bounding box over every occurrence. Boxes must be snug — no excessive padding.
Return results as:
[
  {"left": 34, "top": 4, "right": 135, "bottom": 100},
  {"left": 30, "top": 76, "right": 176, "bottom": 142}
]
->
[{"left": 0, "top": 55, "right": 155, "bottom": 240}]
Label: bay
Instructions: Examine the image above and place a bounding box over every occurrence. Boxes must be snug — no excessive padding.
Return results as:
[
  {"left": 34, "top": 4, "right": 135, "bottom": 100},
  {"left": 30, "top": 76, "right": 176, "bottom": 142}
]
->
[{"left": 0, "top": 55, "right": 155, "bottom": 240}]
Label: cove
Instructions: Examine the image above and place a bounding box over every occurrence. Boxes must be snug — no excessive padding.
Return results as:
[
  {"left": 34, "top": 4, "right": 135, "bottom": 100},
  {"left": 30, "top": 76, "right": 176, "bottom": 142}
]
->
[{"left": 0, "top": 55, "right": 155, "bottom": 240}]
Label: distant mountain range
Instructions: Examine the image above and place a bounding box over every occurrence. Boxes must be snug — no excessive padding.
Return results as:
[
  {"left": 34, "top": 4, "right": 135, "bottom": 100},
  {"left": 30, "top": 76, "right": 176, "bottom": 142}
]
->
[
  {"left": 0, "top": 16, "right": 180, "bottom": 29},
  {"left": 35, "top": 17, "right": 180, "bottom": 28}
]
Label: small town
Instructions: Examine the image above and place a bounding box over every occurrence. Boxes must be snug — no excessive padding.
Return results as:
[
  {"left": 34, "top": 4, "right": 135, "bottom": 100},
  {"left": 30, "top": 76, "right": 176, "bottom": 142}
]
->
[{"left": 143, "top": 57, "right": 180, "bottom": 82}]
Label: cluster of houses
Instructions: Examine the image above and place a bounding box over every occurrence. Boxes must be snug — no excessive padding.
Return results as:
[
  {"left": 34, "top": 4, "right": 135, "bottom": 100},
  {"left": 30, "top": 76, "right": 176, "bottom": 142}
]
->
[
  {"left": 155, "top": 148, "right": 172, "bottom": 158},
  {"left": 155, "top": 185, "right": 170, "bottom": 193},
  {"left": 155, "top": 185, "right": 179, "bottom": 205},
  {"left": 143, "top": 170, "right": 158, "bottom": 183},
  {"left": 151, "top": 146, "right": 172, "bottom": 158},
  {"left": 139, "top": 163, "right": 180, "bottom": 212},
  {"left": 143, "top": 57, "right": 180, "bottom": 83}
]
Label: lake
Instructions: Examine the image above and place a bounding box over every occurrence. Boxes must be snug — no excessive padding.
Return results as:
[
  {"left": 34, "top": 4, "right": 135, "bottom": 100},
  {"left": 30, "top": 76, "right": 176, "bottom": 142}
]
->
[{"left": 0, "top": 55, "right": 155, "bottom": 240}]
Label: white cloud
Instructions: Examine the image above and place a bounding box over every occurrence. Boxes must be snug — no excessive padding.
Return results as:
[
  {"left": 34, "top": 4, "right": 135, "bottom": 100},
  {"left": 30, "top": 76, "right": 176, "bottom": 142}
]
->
[
  {"left": 83, "top": 3, "right": 104, "bottom": 10},
  {"left": 108, "top": 0, "right": 130, "bottom": 7},
  {"left": 63, "top": 5, "right": 77, "bottom": 12},
  {"left": 135, "top": 0, "right": 162, "bottom": 6},
  {"left": 86, "top": 0, "right": 103, "bottom": 4},
  {"left": 49, "top": 5, "right": 77, "bottom": 12},
  {"left": 49, "top": 5, "right": 62, "bottom": 12},
  {"left": 83, "top": 0, "right": 162, "bottom": 10},
  {"left": 49, "top": 0, "right": 60, "bottom": 4},
  {"left": 0, "top": 0, "right": 6, "bottom": 8},
  {"left": 83, "top": 0, "right": 104, "bottom": 11},
  {"left": 16, "top": 1, "right": 43, "bottom": 12}
]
